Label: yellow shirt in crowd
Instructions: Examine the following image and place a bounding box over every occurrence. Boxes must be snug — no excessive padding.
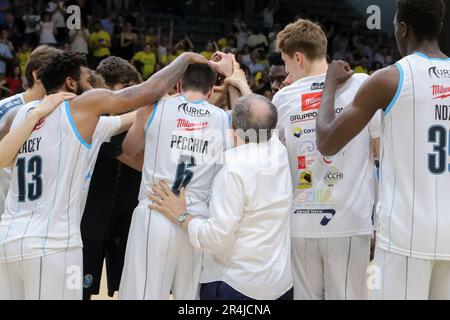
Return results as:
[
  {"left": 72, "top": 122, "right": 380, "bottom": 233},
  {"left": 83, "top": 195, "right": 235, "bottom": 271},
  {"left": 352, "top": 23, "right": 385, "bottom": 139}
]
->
[
  {"left": 16, "top": 51, "right": 31, "bottom": 76},
  {"left": 133, "top": 51, "right": 157, "bottom": 79},
  {"left": 200, "top": 51, "right": 213, "bottom": 60},
  {"left": 89, "top": 31, "right": 111, "bottom": 57}
]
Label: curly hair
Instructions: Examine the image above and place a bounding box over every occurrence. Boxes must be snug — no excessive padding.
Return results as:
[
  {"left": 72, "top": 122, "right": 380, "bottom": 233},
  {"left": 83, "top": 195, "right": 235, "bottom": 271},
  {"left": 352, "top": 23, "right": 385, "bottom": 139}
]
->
[
  {"left": 397, "top": 0, "right": 446, "bottom": 41},
  {"left": 37, "top": 52, "right": 88, "bottom": 94},
  {"left": 96, "top": 56, "right": 142, "bottom": 88}
]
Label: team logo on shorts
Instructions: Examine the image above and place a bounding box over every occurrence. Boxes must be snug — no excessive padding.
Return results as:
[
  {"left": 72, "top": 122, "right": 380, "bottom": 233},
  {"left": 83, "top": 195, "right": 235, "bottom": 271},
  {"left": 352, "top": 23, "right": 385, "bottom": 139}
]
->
[
  {"left": 83, "top": 274, "right": 93, "bottom": 289},
  {"left": 297, "top": 170, "right": 312, "bottom": 189}
]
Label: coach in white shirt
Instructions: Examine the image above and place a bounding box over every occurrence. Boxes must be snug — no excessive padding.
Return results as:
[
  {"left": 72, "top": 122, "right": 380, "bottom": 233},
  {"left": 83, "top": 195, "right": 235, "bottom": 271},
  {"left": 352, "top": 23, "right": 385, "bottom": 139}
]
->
[{"left": 149, "top": 94, "right": 294, "bottom": 300}]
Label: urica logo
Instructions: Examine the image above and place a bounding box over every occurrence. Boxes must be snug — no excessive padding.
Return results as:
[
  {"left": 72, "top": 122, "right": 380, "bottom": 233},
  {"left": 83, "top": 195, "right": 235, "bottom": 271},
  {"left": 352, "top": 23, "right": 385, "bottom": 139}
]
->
[
  {"left": 176, "top": 118, "right": 209, "bottom": 131},
  {"left": 429, "top": 67, "right": 450, "bottom": 79},
  {"left": 178, "top": 103, "right": 211, "bottom": 118},
  {"left": 432, "top": 85, "right": 450, "bottom": 100},
  {"left": 301, "top": 92, "right": 323, "bottom": 112}
]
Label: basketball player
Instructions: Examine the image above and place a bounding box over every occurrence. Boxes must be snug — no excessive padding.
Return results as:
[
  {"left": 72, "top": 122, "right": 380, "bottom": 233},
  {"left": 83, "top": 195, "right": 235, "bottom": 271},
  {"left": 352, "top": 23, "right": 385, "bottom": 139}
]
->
[
  {"left": 272, "top": 19, "right": 381, "bottom": 300},
  {"left": 81, "top": 57, "right": 144, "bottom": 300},
  {"left": 316, "top": 0, "right": 450, "bottom": 300},
  {"left": 0, "top": 51, "right": 208, "bottom": 300},
  {"left": 119, "top": 64, "right": 230, "bottom": 300},
  {"left": 0, "top": 45, "right": 61, "bottom": 215}
]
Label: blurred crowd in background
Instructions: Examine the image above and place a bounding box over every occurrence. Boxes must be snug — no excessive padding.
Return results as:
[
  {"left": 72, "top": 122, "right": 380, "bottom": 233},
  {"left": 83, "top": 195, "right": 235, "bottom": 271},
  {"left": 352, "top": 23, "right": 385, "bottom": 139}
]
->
[{"left": 0, "top": 0, "right": 399, "bottom": 100}]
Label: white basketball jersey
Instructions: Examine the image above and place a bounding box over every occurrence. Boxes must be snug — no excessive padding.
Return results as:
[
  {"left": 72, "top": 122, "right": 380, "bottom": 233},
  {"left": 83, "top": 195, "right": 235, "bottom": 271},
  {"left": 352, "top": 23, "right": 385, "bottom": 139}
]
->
[
  {"left": 0, "top": 94, "right": 25, "bottom": 216},
  {"left": 0, "top": 100, "right": 92, "bottom": 263},
  {"left": 273, "top": 73, "right": 380, "bottom": 238},
  {"left": 138, "top": 95, "right": 230, "bottom": 217},
  {"left": 80, "top": 115, "right": 121, "bottom": 213},
  {"left": 377, "top": 52, "right": 450, "bottom": 260}
]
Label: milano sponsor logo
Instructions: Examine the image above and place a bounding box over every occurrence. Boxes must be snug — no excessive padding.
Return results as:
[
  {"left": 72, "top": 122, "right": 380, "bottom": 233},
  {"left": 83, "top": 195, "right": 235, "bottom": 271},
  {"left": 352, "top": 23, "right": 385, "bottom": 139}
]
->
[
  {"left": 176, "top": 118, "right": 209, "bottom": 131},
  {"left": 433, "top": 86, "right": 450, "bottom": 121},
  {"left": 301, "top": 92, "right": 323, "bottom": 112}
]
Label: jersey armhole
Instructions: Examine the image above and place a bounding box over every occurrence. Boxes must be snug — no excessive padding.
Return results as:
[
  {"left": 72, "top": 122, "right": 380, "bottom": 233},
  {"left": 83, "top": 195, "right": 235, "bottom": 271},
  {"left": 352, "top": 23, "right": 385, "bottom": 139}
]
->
[
  {"left": 65, "top": 100, "right": 92, "bottom": 149},
  {"left": 145, "top": 101, "right": 159, "bottom": 134},
  {"left": 384, "top": 63, "right": 404, "bottom": 116}
]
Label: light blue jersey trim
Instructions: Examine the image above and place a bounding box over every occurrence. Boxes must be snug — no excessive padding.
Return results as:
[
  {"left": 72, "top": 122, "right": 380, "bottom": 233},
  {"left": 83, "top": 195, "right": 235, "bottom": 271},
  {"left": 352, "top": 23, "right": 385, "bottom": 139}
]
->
[
  {"left": 182, "top": 94, "right": 206, "bottom": 105},
  {"left": 413, "top": 52, "right": 450, "bottom": 61},
  {"left": 384, "top": 63, "right": 404, "bottom": 115},
  {"left": 64, "top": 100, "right": 92, "bottom": 149},
  {"left": 145, "top": 102, "right": 158, "bottom": 133}
]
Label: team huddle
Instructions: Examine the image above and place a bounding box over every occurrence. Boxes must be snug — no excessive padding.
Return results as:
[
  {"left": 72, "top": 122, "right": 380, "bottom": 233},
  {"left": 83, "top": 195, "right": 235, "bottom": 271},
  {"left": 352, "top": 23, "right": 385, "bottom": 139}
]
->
[{"left": 1, "top": 0, "right": 450, "bottom": 300}]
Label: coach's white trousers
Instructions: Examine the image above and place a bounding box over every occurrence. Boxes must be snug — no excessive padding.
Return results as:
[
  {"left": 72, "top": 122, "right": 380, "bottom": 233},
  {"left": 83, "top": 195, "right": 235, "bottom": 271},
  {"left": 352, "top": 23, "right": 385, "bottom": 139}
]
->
[
  {"left": 291, "top": 235, "right": 371, "bottom": 300},
  {"left": 370, "top": 247, "right": 450, "bottom": 300},
  {"left": 119, "top": 206, "right": 202, "bottom": 300},
  {"left": 0, "top": 248, "right": 83, "bottom": 300}
]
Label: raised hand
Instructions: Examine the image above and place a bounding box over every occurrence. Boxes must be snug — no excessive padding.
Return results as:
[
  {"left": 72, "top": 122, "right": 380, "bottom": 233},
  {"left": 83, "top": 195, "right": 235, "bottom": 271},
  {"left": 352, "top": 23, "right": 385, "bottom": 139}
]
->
[{"left": 208, "top": 52, "right": 234, "bottom": 77}]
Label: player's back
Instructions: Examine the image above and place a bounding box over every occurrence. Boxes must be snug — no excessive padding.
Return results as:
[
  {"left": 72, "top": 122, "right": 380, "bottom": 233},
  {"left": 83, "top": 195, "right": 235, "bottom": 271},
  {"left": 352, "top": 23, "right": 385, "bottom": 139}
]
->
[
  {"left": 273, "top": 73, "right": 378, "bottom": 238},
  {"left": 378, "top": 52, "right": 450, "bottom": 259},
  {"left": 139, "top": 94, "right": 229, "bottom": 217},
  {"left": 0, "top": 100, "right": 92, "bottom": 262}
]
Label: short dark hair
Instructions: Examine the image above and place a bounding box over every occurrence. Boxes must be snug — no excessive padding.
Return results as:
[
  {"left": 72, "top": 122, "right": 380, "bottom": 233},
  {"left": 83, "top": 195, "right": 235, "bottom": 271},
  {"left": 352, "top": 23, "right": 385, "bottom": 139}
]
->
[
  {"left": 25, "top": 45, "right": 62, "bottom": 88},
  {"left": 181, "top": 64, "right": 216, "bottom": 95},
  {"left": 397, "top": 0, "right": 446, "bottom": 41},
  {"left": 37, "top": 52, "right": 88, "bottom": 94},
  {"left": 96, "top": 56, "right": 142, "bottom": 87},
  {"left": 232, "top": 94, "right": 278, "bottom": 143}
]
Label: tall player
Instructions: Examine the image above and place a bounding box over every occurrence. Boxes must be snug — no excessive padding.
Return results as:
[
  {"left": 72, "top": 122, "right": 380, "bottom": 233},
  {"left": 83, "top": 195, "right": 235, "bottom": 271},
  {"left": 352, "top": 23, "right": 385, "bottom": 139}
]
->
[
  {"left": 0, "top": 51, "right": 208, "bottom": 300},
  {"left": 0, "top": 45, "right": 61, "bottom": 214},
  {"left": 316, "top": 0, "right": 450, "bottom": 300},
  {"left": 272, "top": 19, "right": 381, "bottom": 300},
  {"left": 119, "top": 64, "right": 230, "bottom": 300}
]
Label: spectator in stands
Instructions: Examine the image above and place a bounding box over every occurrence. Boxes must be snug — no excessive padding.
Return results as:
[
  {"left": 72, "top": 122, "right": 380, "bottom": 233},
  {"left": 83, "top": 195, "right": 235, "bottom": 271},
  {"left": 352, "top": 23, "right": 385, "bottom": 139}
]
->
[
  {"left": 89, "top": 21, "right": 112, "bottom": 68},
  {"left": 16, "top": 42, "right": 30, "bottom": 77},
  {"left": 101, "top": 11, "right": 117, "bottom": 36},
  {"left": 3, "top": 64, "right": 22, "bottom": 95},
  {"left": 120, "top": 22, "right": 137, "bottom": 61},
  {"left": 39, "top": 12, "right": 57, "bottom": 46},
  {"left": 131, "top": 43, "right": 156, "bottom": 80},
  {"left": 144, "top": 26, "right": 159, "bottom": 48},
  {"left": 236, "top": 22, "right": 250, "bottom": 51},
  {"left": 369, "top": 61, "right": 383, "bottom": 75},
  {"left": 0, "top": 30, "right": 12, "bottom": 79},
  {"left": 0, "top": 0, "right": 11, "bottom": 28},
  {"left": 263, "top": 0, "right": 279, "bottom": 33},
  {"left": 353, "top": 52, "right": 369, "bottom": 74},
  {"left": 22, "top": 4, "right": 40, "bottom": 48},
  {"left": 46, "top": 0, "right": 67, "bottom": 44},
  {"left": 69, "top": 19, "right": 90, "bottom": 55},
  {"left": 245, "top": 48, "right": 265, "bottom": 75},
  {"left": 246, "top": 26, "right": 268, "bottom": 49},
  {"left": 200, "top": 41, "right": 218, "bottom": 60}
]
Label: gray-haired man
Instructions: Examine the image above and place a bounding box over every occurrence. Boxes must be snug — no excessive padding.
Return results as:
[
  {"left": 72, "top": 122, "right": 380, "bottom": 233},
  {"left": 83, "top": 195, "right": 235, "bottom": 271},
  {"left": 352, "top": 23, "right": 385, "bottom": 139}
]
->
[{"left": 149, "top": 94, "right": 294, "bottom": 300}]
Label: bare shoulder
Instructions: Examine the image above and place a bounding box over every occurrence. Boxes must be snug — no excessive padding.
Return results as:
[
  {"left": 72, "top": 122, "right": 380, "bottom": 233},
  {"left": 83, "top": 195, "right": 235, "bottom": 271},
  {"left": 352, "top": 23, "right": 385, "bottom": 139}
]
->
[{"left": 353, "top": 65, "right": 400, "bottom": 111}]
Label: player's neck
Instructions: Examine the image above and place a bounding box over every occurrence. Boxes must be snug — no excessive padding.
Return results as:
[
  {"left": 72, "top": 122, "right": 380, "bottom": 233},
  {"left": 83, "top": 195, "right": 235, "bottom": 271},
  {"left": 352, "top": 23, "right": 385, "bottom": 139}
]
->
[
  {"left": 407, "top": 39, "right": 447, "bottom": 58},
  {"left": 22, "top": 86, "right": 45, "bottom": 104},
  {"left": 295, "top": 59, "right": 328, "bottom": 81},
  {"left": 182, "top": 91, "right": 207, "bottom": 103}
]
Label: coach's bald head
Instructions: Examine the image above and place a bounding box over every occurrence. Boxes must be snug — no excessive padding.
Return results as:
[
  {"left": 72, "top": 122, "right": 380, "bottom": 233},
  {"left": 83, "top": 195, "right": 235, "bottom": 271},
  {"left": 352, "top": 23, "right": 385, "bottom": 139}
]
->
[{"left": 232, "top": 94, "right": 278, "bottom": 144}]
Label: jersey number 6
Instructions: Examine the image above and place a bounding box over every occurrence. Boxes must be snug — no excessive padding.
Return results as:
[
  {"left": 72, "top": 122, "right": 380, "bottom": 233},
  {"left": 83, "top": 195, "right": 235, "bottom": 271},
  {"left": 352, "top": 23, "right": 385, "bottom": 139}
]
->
[{"left": 172, "top": 155, "right": 196, "bottom": 196}]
